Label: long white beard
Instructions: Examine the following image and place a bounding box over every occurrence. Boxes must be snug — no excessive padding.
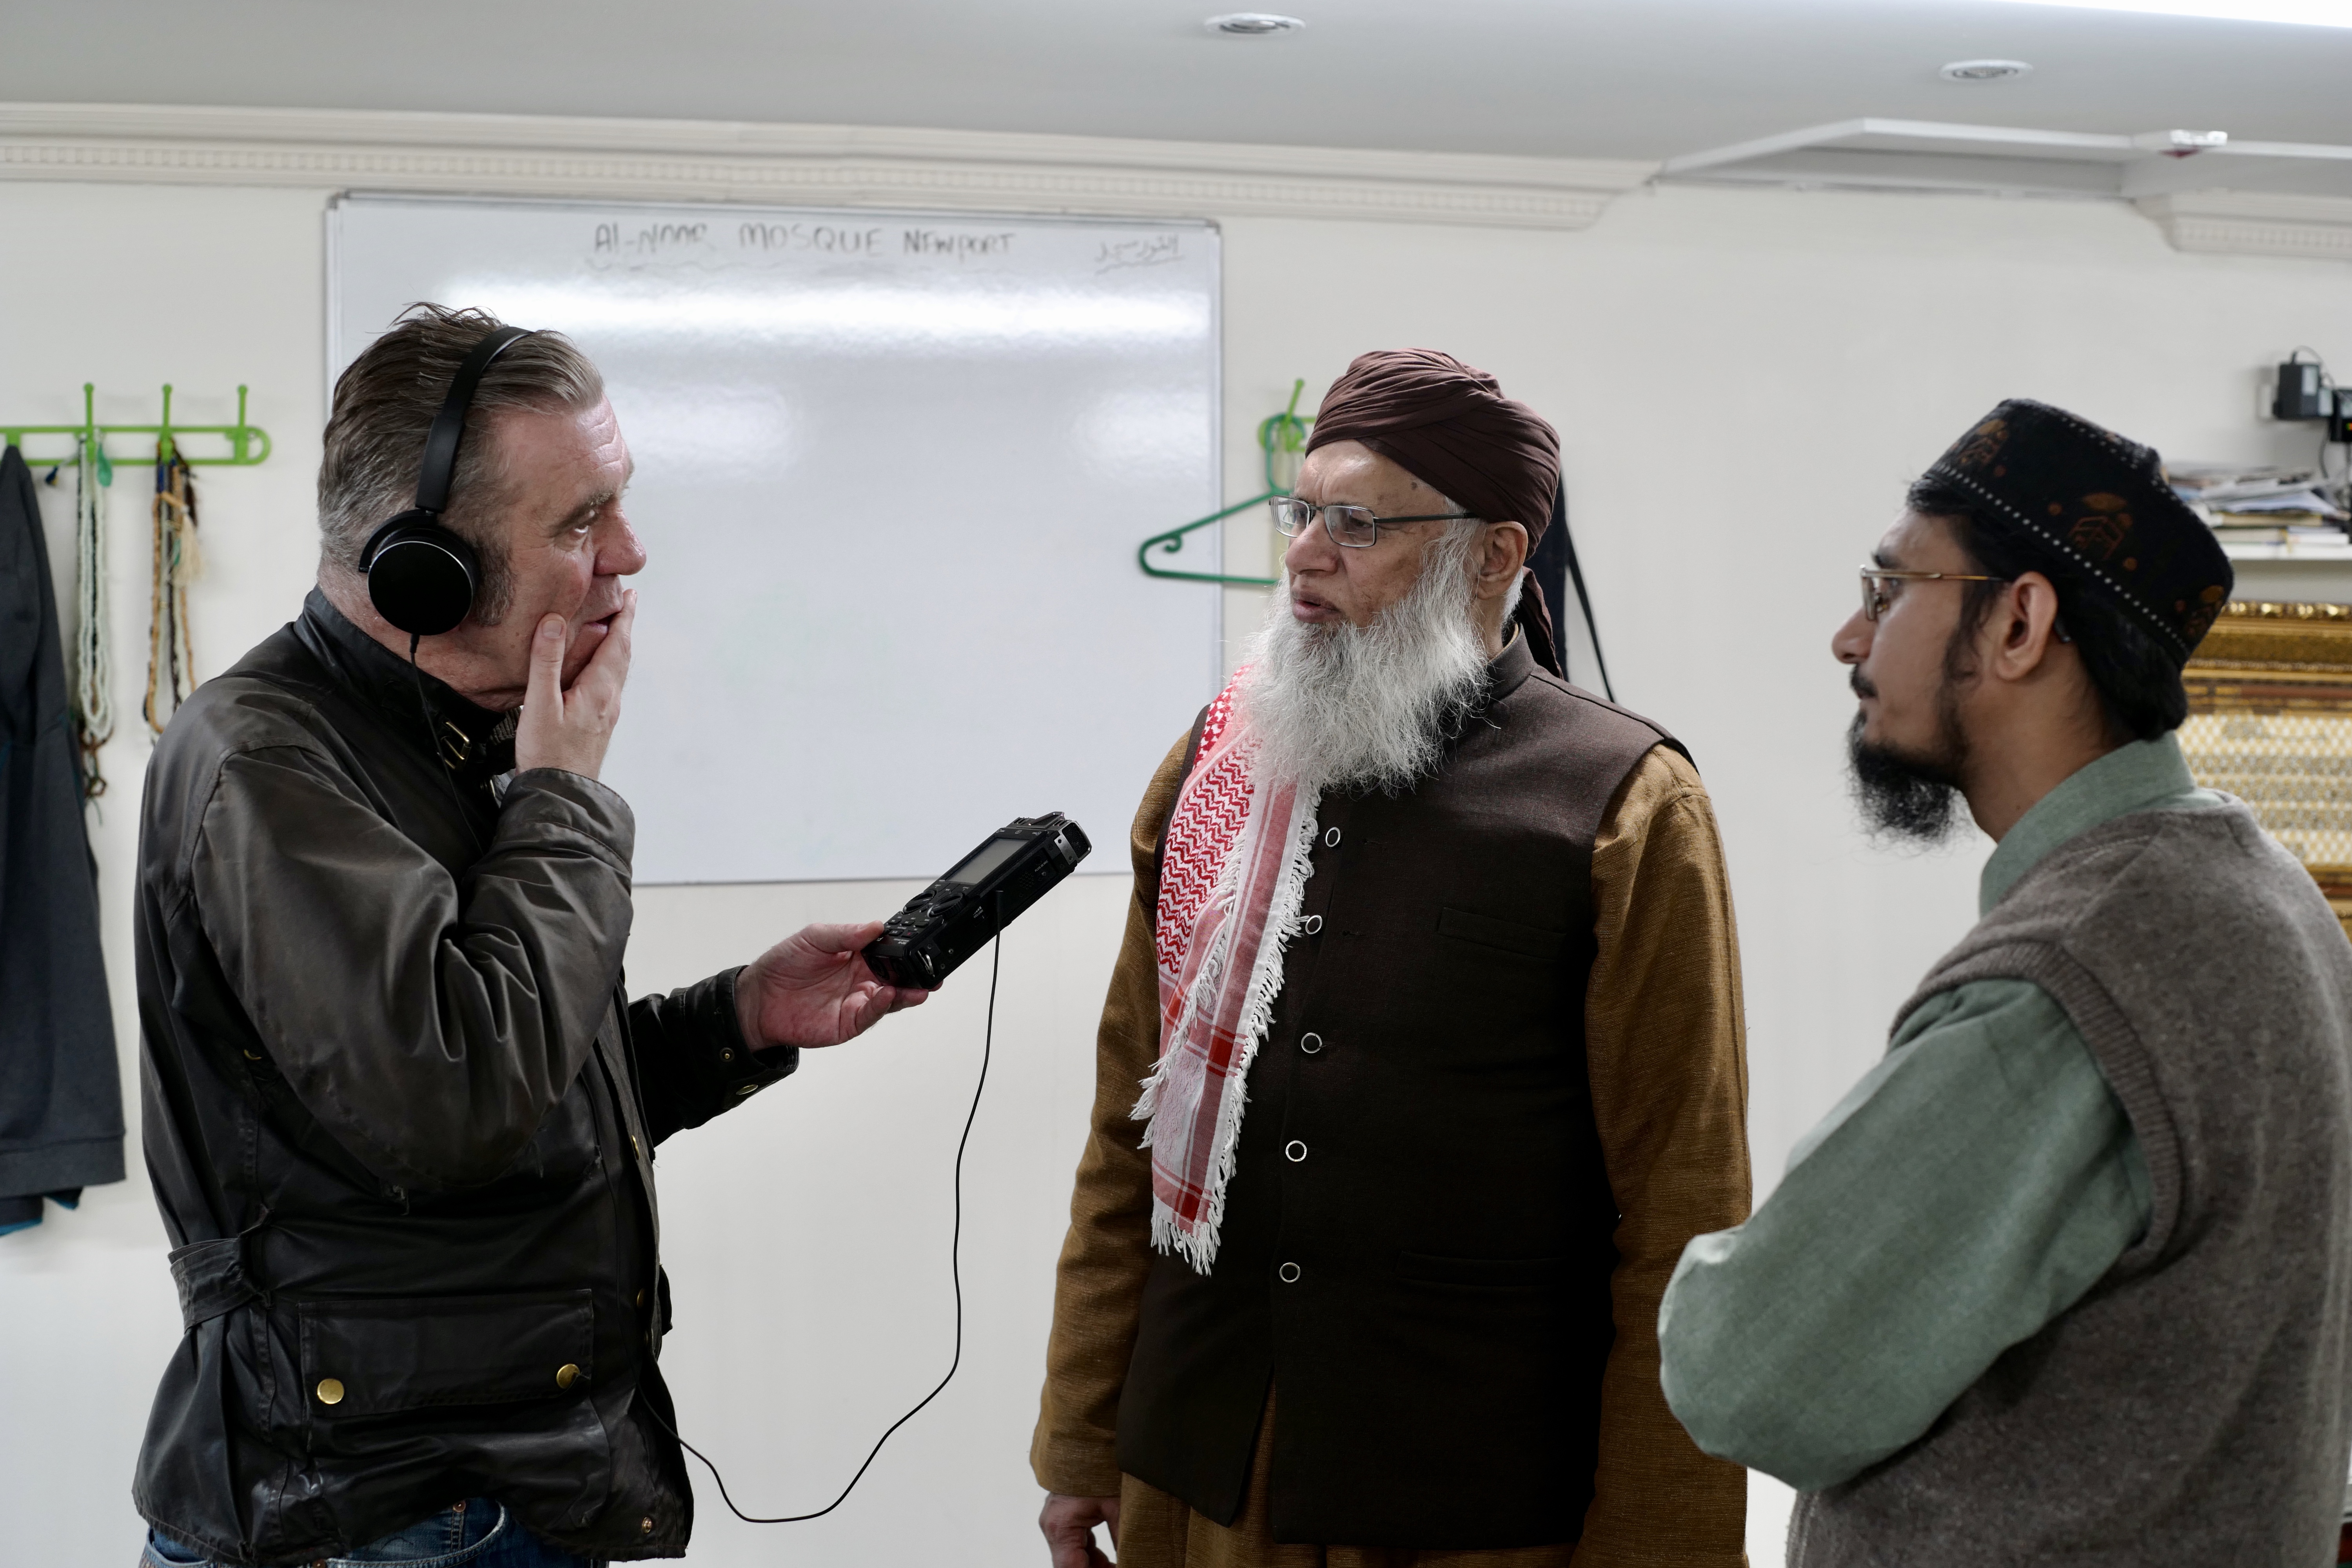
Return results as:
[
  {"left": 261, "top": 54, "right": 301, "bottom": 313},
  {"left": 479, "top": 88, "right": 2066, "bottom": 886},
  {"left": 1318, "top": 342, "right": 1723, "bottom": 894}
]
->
[{"left": 1238, "top": 523, "right": 1493, "bottom": 795}]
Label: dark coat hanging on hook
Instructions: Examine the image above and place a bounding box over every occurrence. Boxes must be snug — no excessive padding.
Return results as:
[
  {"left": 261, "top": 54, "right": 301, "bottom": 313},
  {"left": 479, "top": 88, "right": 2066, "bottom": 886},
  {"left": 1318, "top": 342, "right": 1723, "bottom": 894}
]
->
[{"left": 0, "top": 445, "right": 124, "bottom": 1235}]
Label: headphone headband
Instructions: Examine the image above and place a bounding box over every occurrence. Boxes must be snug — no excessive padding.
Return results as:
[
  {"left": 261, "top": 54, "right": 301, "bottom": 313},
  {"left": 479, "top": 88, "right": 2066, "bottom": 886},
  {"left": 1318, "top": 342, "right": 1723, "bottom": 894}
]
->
[
  {"left": 359, "top": 323, "right": 538, "bottom": 638},
  {"left": 413, "top": 325, "right": 536, "bottom": 517}
]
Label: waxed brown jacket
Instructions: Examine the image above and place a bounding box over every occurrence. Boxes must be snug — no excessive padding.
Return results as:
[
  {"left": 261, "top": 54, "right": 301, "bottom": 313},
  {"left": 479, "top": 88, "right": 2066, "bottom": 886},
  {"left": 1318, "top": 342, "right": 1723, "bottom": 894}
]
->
[{"left": 132, "top": 592, "right": 791, "bottom": 1564}]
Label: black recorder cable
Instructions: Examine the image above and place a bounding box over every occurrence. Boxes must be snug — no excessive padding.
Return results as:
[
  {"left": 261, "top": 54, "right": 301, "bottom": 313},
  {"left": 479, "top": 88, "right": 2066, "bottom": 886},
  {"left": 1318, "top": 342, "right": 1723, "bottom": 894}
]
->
[{"left": 647, "top": 904, "right": 1002, "bottom": 1524}]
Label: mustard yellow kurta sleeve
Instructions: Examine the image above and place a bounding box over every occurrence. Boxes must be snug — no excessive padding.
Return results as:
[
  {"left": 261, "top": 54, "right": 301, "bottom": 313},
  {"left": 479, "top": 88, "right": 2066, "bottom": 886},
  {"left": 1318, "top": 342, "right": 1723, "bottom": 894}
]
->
[
  {"left": 1031, "top": 730, "right": 1192, "bottom": 1499},
  {"left": 1573, "top": 745, "right": 1752, "bottom": 1568}
]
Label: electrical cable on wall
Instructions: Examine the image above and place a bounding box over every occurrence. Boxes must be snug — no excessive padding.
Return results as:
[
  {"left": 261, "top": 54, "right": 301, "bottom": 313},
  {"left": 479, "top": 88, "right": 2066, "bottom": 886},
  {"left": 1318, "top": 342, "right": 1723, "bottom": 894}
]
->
[
  {"left": 144, "top": 452, "right": 201, "bottom": 735},
  {"left": 2274, "top": 347, "right": 2352, "bottom": 514}
]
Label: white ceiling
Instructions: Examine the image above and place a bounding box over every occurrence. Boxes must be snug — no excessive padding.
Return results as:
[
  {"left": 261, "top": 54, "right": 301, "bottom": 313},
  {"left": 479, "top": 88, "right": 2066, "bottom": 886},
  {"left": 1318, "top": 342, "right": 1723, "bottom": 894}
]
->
[{"left": 3, "top": 0, "right": 2350, "bottom": 164}]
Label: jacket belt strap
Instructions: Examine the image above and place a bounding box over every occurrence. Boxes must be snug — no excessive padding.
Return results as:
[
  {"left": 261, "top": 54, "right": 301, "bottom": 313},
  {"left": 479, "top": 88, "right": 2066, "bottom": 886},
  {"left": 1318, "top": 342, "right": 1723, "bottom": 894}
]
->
[{"left": 168, "top": 1218, "right": 269, "bottom": 1332}]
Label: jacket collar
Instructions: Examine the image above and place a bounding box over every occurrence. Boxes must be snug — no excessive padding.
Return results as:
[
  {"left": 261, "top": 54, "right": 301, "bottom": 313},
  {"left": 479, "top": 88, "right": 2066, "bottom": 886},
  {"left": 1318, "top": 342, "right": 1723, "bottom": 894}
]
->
[
  {"left": 1484, "top": 622, "right": 1537, "bottom": 708},
  {"left": 295, "top": 590, "right": 518, "bottom": 787}
]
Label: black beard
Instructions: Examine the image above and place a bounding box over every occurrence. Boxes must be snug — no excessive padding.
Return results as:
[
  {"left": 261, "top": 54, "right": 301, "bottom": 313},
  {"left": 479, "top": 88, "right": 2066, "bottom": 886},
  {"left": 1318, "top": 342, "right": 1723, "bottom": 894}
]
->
[{"left": 1846, "top": 711, "right": 1969, "bottom": 844}]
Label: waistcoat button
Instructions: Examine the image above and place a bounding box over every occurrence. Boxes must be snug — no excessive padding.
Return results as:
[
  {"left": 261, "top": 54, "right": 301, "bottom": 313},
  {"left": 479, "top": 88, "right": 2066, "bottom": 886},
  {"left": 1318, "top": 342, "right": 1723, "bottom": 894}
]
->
[
  {"left": 1285, "top": 1140, "right": 1308, "bottom": 1162},
  {"left": 1324, "top": 828, "right": 1341, "bottom": 848},
  {"left": 1299, "top": 1031, "right": 1323, "bottom": 1054},
  {"left": 1278, "top": 1261, "right": 1301, "bottom": 1283}
]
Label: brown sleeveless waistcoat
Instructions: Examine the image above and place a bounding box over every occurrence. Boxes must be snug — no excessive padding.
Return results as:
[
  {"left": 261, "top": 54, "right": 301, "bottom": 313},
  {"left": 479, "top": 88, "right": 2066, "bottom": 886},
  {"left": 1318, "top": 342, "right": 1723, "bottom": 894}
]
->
[{"left": 1116, "top": 635, "right": 1680, "bottom": 1549}]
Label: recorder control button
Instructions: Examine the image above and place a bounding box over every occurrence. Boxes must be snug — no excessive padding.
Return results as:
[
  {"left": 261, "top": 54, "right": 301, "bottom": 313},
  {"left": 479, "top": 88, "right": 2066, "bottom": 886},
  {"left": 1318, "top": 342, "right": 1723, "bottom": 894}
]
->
[
  {"left": 1285, "top": 1140, "right": 1308, "bottom": 1163},
  {"left": 1299, "top": 1032, "right": 1323, "bottom": 1054}
]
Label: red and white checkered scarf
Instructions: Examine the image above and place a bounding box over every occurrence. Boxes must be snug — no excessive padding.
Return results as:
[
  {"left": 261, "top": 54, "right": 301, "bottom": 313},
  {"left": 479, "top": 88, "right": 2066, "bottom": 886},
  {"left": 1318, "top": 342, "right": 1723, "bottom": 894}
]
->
[{"left": 1133, "top": 673, "right": 1320, "bottom": 1273}]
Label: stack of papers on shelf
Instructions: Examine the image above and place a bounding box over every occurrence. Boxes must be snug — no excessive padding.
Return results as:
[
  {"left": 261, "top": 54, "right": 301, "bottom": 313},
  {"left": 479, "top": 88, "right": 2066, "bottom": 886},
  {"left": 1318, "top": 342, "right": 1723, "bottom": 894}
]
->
[{"left": 2169, "top": 465, "right": 2352, "bottom": 558}]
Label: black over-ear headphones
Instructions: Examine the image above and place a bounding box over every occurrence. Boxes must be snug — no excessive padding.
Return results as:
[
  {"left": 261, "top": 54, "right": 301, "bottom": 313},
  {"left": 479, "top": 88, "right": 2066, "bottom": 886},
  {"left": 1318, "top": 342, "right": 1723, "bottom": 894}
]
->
[{"left": 358, "top": 325, "right": 538, "bottom": 637}]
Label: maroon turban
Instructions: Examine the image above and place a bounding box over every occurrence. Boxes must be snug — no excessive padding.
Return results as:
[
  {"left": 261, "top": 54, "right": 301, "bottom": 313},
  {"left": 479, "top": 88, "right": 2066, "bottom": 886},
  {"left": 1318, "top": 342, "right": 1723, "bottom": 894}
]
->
[{"left": 1305, "top": 348, "right": 1564, "bottom": 671}]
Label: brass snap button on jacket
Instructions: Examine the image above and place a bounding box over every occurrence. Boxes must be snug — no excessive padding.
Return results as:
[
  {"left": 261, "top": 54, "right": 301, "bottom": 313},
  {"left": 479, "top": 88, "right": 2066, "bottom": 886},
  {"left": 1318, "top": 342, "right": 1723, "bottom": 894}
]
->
[
  {"left": 1299, "top": 1032, "right": 1323, "bottom": 1055},
  {"left": 635, "top": 1288, "right": 648, "bottom": 1309},
  {"left": 1285, "top": 1140, "right": 1308, "bottom": 1163},
  {"left": 314, "top": 1377, "right": 345, "bottom": 1406},
  {"left": 640, "top": 1516, "right": 655, "bottom": 1536},
  {"left": 555, "top": 1363, "right": 582, "bottom": 1390},
  {"left": 1278, "top": 1261, "right": 1301, "bottom": 1283}
]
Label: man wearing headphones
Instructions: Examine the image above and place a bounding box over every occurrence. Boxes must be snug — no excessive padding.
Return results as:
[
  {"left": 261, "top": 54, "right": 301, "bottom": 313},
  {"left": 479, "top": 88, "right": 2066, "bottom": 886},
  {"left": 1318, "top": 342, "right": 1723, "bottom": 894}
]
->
[{"left": 131, "top": 305, "right": 926, "bottom": 1568}]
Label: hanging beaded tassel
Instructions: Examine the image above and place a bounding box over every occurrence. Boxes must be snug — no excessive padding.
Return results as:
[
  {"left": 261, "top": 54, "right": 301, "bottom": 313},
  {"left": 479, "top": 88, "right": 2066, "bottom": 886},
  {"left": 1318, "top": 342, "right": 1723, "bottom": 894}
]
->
[
  {"left": 73, "top": 433, "right": 114, "bottom": 797},
  {"left": 144, "top": 453, "right": 201, "bottom": 735}
]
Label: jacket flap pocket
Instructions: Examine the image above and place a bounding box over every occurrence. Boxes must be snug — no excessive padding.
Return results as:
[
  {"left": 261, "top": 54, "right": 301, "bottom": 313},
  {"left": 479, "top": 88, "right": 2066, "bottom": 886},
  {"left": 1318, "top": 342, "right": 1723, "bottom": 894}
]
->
[
  {"left": 1436, "top": 905, "right": 1568, "bottom": 961},
  {"left": 299, "top": 1289, "right": 593, "bottom": 1416},
  {"left": 1396, "top": 1250, "right": 1569, "bottom": 1288}
]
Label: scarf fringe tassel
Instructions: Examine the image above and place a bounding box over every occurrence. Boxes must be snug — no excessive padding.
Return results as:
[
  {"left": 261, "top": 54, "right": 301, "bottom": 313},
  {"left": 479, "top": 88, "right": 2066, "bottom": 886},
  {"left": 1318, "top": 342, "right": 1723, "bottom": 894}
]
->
[{"left": 1134, "top": 784, "right": 1319, "bottom": 1274}]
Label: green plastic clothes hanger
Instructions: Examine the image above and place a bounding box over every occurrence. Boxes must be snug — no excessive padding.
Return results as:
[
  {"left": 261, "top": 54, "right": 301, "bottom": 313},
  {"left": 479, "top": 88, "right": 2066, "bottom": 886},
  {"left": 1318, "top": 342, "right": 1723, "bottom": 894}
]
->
[
  {"left": 1137, "top": 379, "right": 1312, "bottom": 588},
  {"left": 2, "top": 384, "right": 274, "bottom": 485}
]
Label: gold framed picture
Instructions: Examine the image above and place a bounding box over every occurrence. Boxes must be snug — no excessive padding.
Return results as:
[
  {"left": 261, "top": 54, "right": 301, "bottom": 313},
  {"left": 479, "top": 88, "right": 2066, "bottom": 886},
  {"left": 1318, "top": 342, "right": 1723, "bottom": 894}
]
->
[{"left": 2178, "top": 601, "right": 2352, "bottom": 944}]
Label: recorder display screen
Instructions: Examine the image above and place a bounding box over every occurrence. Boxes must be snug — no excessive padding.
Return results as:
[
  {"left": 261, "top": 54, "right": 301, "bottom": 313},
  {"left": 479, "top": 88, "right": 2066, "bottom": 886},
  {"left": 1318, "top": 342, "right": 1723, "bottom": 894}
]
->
[{"left": 943, "top": 835, "right": 1027, "bottom": 887}]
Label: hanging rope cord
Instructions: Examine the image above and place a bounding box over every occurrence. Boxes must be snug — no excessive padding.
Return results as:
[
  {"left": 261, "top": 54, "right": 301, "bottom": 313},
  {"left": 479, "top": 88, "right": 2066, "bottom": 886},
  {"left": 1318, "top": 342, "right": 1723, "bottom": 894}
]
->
[
  {"left": 145, "top": 451, "right": 201, "bottom": 735},
  {"left": 71, "top": 434, "right": 114, "bottom": 796},
  {"left": 644, "top": 907, "right": 1003, "bottom": 1525}
]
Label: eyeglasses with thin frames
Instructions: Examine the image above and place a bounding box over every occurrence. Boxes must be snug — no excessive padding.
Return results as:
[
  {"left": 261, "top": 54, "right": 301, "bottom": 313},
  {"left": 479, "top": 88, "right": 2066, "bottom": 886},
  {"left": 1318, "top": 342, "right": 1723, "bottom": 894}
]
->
[
  {"left": 1858, "top": 565, "right": 2008, "bottom": 622},
  {"left": 1271, "top": 496, "right": 1478, "bottom": 549}
]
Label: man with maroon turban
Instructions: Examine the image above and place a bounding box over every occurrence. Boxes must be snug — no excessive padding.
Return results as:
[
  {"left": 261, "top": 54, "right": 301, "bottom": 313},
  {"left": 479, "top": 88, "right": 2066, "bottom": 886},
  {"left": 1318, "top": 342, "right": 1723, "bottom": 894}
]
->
[{"left": 1031, "top": 351, "right": 1750, "bottom": 1568}]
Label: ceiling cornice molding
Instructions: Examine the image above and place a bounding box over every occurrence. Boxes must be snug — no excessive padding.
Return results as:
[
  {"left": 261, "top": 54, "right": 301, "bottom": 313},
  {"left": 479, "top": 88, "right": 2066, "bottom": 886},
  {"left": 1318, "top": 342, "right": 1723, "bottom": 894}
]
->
[
  {"left": 2136, "top": 190, "right": 2352, "bottom": 262},
  {"left": 0, "top": 103, "right": 1656, "bottom": 231}
]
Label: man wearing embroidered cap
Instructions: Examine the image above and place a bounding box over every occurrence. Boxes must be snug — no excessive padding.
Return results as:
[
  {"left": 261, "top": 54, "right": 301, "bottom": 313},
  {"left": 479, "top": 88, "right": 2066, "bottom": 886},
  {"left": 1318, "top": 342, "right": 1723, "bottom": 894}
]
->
[
  {"left": 1659, "top": 400, "right": 2352, "bottom": 1565},
  {"left": 1033, "top": 351, "right": 1752, "bottom": 1566}
]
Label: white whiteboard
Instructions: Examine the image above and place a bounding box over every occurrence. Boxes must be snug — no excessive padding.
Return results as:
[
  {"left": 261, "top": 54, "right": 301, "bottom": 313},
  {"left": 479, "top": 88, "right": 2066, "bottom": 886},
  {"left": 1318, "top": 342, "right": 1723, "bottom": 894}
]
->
[{"left": 328, "top": 195, "right": 1221, "bottom": 882}]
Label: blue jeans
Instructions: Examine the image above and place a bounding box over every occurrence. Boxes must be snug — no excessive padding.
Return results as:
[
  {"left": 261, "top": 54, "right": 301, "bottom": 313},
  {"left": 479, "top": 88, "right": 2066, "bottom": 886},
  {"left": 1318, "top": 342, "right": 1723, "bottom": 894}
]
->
[{"left": 142, "top": 1499, "right": 598, "bottom": 1567}]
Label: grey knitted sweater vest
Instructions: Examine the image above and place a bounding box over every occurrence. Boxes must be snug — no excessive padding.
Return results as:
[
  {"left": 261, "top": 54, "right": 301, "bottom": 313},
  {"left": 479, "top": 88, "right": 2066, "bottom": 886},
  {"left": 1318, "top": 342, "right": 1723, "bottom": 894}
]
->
[{"left": 1792, "top": 801, "right": 2352, "bottom": 1568}]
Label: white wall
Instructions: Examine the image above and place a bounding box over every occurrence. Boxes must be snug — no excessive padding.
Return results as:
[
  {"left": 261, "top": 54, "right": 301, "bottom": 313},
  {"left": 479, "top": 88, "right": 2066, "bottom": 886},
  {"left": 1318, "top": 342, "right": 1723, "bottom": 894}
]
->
[{"left": 4, "top": 170, "right": 2348, "bottom": 1568}]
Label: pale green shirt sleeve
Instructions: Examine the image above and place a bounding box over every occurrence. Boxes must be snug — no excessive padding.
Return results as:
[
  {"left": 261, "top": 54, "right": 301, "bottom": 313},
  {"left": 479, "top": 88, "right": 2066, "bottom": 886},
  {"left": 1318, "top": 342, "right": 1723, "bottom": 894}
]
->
[{"left": 1655, "top": 978, "right": 2152, "bottom": 1492}]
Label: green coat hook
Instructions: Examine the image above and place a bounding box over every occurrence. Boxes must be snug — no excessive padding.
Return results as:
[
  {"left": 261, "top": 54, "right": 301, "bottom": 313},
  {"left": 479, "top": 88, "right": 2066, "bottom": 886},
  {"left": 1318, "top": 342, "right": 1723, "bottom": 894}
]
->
[
  {"left": 1138, "top": 379, "right": 1313, "bottom": 588},
  {"left": 1, "top": 383, "right": 274, "bottom": 478}
]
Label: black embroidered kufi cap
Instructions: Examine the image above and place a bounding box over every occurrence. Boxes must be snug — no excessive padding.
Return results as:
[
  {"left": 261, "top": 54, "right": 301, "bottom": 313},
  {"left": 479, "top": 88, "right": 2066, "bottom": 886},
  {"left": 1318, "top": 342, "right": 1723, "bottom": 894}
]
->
[{"left": 1924, "top": 399, "right": 2233, "bottom": 665}]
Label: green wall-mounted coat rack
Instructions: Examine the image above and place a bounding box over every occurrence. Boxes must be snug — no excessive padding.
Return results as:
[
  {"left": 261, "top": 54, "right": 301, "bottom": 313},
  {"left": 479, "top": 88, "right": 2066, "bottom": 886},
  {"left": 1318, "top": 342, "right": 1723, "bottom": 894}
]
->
[
  {"left": 2, "top": 384, "right": 273, "bottom": 482},
  {"left": 1138, "top": 379, "right": 1312, "bottom": 588}
]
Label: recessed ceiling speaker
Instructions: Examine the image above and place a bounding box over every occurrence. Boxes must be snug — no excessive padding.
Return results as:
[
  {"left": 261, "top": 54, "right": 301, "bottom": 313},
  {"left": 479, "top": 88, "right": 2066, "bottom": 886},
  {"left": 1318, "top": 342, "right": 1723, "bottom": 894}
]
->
[
  {"left": 1940, "top": 59, "right": 2034, "bottom": 81},
  {"left": 1206, "top": 13, "right": 1307, "bottom": 35}
]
